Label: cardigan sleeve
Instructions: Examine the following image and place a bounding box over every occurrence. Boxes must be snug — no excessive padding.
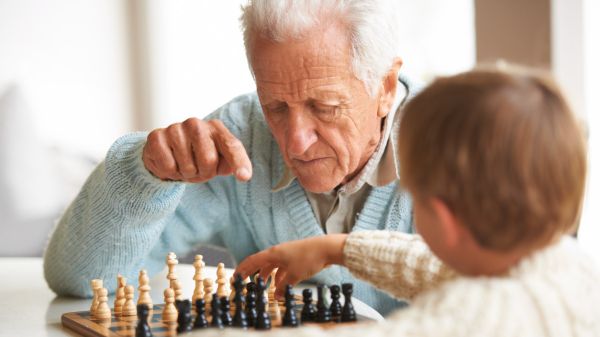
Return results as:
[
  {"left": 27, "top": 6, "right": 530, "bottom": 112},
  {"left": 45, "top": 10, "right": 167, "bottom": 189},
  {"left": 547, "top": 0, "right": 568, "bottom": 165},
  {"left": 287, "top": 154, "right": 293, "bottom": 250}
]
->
[
  {"left": 342, "top": 230, "right": 457, "bottom": 300},
  {"left": 43, "top": 94, "right": 259, "bottom": 297}
]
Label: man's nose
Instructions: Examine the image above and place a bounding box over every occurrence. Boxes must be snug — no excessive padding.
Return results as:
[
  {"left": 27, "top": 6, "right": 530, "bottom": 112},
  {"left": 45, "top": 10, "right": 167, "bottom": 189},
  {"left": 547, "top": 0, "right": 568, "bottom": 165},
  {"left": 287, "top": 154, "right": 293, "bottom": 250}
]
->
[{"left": 287, "top": 110, "right": 317, "bottom": 157}]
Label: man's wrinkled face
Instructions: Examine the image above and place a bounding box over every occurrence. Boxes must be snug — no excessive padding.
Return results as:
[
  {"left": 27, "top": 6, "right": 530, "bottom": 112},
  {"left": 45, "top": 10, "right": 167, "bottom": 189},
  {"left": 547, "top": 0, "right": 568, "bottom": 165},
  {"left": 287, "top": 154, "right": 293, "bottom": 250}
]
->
[{"left": 250, "top": 24, "right": 386, "bottom": 193}]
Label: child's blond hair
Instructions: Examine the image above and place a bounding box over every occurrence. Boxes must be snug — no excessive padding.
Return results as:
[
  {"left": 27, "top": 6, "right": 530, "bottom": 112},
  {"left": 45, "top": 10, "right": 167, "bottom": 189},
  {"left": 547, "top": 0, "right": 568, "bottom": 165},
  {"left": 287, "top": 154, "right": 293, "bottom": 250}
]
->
[{"left": 399, "top": 66, "right": 587, "bottom": 250}]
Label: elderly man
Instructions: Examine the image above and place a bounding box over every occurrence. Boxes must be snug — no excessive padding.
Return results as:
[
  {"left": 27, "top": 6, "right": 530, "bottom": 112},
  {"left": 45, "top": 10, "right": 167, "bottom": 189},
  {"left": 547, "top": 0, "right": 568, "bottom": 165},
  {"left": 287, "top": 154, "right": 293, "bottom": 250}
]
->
[{"left": 44, "top": 0, "right": 415, "bottom": 315}]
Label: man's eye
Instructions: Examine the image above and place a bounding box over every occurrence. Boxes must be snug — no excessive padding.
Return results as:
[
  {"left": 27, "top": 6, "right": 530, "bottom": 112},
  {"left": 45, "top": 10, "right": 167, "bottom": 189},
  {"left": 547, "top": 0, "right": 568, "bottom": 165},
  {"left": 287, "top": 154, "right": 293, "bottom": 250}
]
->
[
  {"left": 267, "top": 104, "right": 288, "bottom": 114},
  {"left": 311, "top": 103, "right": 338, "bottom": 120}
]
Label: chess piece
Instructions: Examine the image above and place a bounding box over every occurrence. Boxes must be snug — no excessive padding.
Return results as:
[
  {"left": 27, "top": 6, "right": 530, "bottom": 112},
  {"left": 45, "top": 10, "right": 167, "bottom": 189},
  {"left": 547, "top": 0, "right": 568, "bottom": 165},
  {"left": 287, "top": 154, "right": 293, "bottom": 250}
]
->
[
  {"left": 136, "top": 304, "right": 153, "bottom": 337},
  {"left": 282, "top": 285, "right": 299, "bottom": 327},
  {"left": 316, "top": 284, "right": 331, "bottom": 323},
  {"left": 162, "top": 288, "right": 178, "bottom": 322},
  {"left": 90, "top": 279, "right": 103, "bottom": 316},
  {"left": 216, "top": 263, "right": 230, "bottom": 298},
  {"left": 176, "top": 299, "right": 193, "bottom": 333},
  {"left": 301, "top": 288, "right": 316, "bottom": 322},
  {"left": 267, "top": 268, "right": 278, "bottom": 301},
  {"left": 220, "top": 296, "right": 233, "bottom": 326},
  {"left": 245, "top": 282, "right": 257, "bottom": 327},
  {"left": 329, "top": 284, "right": 342, "bottom": 322},
  {"left": 210, "top": 294, "right": 224, "bottom": 328},
  {"left": 192, "top": 255, "right": 205, "bottom": 304},
  {"left": 123, "top": 285, "right": 137, "bottom": 316},
  {"left": 255, "top": 277, "right": 271, "bottom": 330},
  {"left": 114, "top": 275, "right": 127, "bottom": 316},
  {"left": 341, "top": 283, "right": 357, "bottom": 322},
  {"left": 203, "top": 278, "right": 214, "bottom": 309},
  {"left": 138, "top": 270, "right": 153, "bottom": 308},
  {"left": 166, "top": 252, "right": 178, "bottom": 289},
  {"left": 171, "top": 279, "right": 183, "bottom": 301},
  {"left": 232, "top": 274, "right": 248, "bottom": 329},
  {"left": 193, "top": 299, "right": 209, "bottom": 329},
  {"left": 95, "top": 288, "right": 112, "bottom": 320}
]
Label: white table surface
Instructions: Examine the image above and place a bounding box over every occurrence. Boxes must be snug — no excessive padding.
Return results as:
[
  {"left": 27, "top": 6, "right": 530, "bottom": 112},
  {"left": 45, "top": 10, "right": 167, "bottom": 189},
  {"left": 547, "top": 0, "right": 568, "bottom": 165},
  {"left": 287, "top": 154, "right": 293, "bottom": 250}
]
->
[{"left": 0, "top": 258, "right": 383, "bottom": 337}]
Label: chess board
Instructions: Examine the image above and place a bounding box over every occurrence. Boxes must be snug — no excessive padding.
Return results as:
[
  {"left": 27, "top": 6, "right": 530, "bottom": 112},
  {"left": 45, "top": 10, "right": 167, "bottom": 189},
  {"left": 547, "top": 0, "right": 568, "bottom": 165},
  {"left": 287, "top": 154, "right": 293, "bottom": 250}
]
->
[{"left": 62, "top": 298, "right": 369, "bottom": 337}]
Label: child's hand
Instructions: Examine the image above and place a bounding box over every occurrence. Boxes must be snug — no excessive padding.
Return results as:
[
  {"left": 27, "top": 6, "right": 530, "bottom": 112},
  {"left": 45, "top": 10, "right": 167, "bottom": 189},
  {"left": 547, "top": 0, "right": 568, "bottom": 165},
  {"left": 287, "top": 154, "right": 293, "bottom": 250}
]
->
[{"left": 235, "top": 234, "right": 348, "bottom": 298}]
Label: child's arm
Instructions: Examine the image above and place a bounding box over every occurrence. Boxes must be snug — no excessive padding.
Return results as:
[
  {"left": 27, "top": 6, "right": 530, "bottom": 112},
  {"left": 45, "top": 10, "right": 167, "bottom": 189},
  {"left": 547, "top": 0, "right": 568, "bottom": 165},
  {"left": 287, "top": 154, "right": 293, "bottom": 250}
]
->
[
  {"left": 343, "top": 230, "right": 456, "bottom": 300},
  {"left": 235, "top": 230, "right": 456, "bottom": 300}
]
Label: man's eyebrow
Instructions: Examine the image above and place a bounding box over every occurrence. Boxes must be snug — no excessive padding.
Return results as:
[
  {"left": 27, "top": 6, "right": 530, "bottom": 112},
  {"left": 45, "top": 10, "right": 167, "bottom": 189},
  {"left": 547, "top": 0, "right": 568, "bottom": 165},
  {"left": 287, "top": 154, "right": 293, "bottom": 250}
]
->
[{"left": 309, "top": 90, "right": 351, "bottom": 102}]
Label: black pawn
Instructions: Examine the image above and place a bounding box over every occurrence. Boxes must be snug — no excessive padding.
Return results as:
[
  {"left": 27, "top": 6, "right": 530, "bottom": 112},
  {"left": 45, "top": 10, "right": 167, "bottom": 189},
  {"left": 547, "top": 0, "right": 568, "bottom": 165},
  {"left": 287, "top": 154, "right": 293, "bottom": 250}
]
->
[
  {"left": 232, "top": 274, "right": 248, "bottom": 329},
  {"left": 316, "top": 284, "right": 331, "bottom": 323},
  {"left": 176, "top": 299, "right": 193, "bottom": 333},
  {"left": 301, "top": 289, "right": 316, "bottom": 322},
  {"left": 341, "top": 283, "right": 357, "bottom": 322},
  {"left": 135, "top": 304, "right": 153, "bottom": 337},
  {"left": 220, "top": 296, "right": 233, "bottom": 326},
  {"left": 255, "top": 277, "right": 271, "bottom": 330},
  {"left": 245, "top": 282, "right": 258, "bottom": 327},
  {"left": 329, "top": 285, "right": 342, "bottom": 322},
  {"left": 193, "top": 299, "right": 208, "bottom": 329},
  {"left": 210, "top": 294, "right": 224, "bottom": 328},
  {"left": 282, "top": 285, "right": 299, "bottom": 327}
]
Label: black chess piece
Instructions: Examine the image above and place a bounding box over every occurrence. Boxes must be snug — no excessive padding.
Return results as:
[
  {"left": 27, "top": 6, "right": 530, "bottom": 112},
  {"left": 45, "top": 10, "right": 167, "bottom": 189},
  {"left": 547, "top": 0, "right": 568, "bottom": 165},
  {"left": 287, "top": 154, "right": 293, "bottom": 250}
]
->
[
  {"left": 255, "top": 276, "right": 271, "bottom": 330},
  {"left": 301, "top": 288, "right": 316, "bottom": 322},
  {"left": 232, "top": 274, "right": 248, "bottom": 329},
  {"left": 245, "top": 282, "right": 258, "bottom": 327},
  {"left": 329, "top": 285, "right": 342, "bottom": 322},
  {"left": 282, "top": 285, "right": 299, "bottom": 327},
  {"left": 193, "top": 299, "right": 208, "bottom": 329},
  {"left": 341, "top": 283, "right": 357, "bottom": 322},
  {"left": 220, "top": 296, "right": 233, "bottom": 326},
  {"left": 176, "top": 299, "right": 193, "bottom": 333},
  {"left": 316, "top": 284, "right": 331, "bottom": 323},
  {"left": 211, "top": 294, "right": 224, "bottom": 329},
  {"left": 135, "top": 304, "right": 153, "bottom": 337}
]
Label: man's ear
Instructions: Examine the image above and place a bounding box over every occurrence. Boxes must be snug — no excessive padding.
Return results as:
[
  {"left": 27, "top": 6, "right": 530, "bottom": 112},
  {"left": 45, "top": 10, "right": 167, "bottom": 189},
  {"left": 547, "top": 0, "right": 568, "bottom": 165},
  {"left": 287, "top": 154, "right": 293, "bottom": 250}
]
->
[
  {"left": 430, "top": 197, "right": 461, "bottom": 248},
  {"left": 377, "top": 57, "right": 403, "bottom": 118}
]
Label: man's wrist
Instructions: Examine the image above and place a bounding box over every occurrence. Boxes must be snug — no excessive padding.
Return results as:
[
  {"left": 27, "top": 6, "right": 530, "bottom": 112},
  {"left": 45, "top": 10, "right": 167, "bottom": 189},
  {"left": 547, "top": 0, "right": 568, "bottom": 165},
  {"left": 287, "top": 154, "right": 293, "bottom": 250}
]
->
[{"left": 324, "top": 234, "right": 348, "bottom": 266}]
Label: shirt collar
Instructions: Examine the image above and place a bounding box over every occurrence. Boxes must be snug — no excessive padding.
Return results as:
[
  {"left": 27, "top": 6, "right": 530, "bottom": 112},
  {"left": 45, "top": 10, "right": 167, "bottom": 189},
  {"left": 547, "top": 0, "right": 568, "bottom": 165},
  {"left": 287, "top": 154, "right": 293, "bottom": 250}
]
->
[{"left": 272, "top": 80, "right": 406, "bottom": 193}]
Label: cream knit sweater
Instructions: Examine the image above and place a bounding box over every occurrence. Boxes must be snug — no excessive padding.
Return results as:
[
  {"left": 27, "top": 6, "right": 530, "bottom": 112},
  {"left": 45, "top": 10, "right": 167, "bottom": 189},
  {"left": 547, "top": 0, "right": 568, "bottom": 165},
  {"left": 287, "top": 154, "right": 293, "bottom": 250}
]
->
[{"left": 204, "top": 231, "right": 600, "bottom": 337}]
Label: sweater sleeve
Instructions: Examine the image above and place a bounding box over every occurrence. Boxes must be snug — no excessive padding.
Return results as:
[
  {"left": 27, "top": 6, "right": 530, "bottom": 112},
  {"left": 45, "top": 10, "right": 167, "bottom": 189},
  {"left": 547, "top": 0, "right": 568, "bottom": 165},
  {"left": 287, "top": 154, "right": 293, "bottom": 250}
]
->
[
  {"left": 43, "top": 94, "right": 259, "bottom": 298},
  {"left": 342, "top": 230, "right": 456, "bottom": 300}
]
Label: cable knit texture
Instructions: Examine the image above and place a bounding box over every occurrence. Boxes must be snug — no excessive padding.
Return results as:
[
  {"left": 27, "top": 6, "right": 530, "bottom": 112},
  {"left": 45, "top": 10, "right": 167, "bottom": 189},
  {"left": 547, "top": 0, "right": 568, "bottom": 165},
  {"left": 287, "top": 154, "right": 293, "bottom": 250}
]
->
[
  {"left": 43, "top": 77, "right": 417, "bottom": 315},
  {"left": 197, "top": 231, "right": 600, "bottom": 337}
]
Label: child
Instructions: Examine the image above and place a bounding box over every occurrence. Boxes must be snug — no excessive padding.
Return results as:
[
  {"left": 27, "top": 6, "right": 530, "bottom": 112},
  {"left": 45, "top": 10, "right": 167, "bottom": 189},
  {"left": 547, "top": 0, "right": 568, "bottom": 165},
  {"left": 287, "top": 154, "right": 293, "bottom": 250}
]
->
[{"left": 225, "top": 67, "right": 600, "bottom": 336}]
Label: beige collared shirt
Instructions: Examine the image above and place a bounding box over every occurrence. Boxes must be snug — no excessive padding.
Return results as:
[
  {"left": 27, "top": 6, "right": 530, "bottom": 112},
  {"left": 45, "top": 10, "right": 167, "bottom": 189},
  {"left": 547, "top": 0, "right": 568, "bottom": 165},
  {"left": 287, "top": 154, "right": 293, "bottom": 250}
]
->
[{"left": 272, "top": 83, "right": 407, "bottom": 234}]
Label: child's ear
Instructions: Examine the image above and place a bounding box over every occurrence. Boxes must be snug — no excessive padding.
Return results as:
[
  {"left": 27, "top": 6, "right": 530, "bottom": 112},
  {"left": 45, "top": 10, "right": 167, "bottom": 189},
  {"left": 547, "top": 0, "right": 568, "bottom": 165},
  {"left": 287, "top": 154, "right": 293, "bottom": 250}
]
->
[
  {"left": 430, "top": 198, "right": 460, "bottom": 248},
  {"left": 377, "top": 57, "right": 403, "bottom": 118}
]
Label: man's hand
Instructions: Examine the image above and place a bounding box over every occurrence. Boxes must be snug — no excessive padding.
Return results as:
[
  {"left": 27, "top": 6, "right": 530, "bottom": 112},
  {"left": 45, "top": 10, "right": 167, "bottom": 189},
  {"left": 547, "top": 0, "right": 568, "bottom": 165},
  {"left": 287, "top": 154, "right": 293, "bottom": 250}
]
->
[
  {"left": 235, "top": 234, "right": 348, "bottom": 298},
  {"left": 142, "top": 118, "right": 252, "bottom": 183}
]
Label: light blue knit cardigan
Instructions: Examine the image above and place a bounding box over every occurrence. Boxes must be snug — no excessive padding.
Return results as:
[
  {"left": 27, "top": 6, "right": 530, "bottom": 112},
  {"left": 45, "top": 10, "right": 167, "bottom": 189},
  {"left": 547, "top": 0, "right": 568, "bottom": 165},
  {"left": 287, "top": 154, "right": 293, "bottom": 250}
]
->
[{"left": 44, "top": 79, "right": 415, "bottom": 316}]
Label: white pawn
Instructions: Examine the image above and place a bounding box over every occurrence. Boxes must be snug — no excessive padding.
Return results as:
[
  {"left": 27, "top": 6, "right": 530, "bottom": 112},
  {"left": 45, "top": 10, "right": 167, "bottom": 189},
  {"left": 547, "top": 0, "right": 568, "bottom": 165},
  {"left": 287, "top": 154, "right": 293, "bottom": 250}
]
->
[
  {"left": 95, "top": 288, "right": 112, "bottom": 320},
  {"left": 216, "top": 263, "right": 229, "bottom": 298},
  {"left": 138, "top": 270, "right": 153, "bottom": 308},
  {"left": 192, "top": 255, "right": 205, "bottom": 304},
  {"left": 114, "top": 275, "right": 127, "bottom": 316},
  {"left": 90, "top": 279, "right": 103, "bottom": 316},
  {"left": 268, "top": 268, "right": 278, "bottom": 301},
  {"left": 122, "top": 285, "right": 137, "bottom": 316},
  {"left": 162, "top": 288, "right": 178, "bottom": 322},
  {"left": 170, "top": 278, "right": 183, "bottom": 301},
  {"left": 203, "top": 278, "right": 214, "bottom": 309}
]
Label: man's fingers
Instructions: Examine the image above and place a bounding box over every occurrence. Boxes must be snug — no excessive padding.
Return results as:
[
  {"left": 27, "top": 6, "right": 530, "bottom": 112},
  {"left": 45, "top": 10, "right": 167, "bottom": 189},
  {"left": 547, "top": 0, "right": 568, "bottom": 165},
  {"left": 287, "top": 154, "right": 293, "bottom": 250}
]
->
[
  {"left": 166, "top": 124, "right": 198, "bottom": 179},
  {"left": 210, "top": 121, "right": 252, "bottom": 181},
  {"left": 187, "top": 125, "right": 219, "bottom": 181},
  {"left": 144, "top": 129, "right": 181, "bottom": 180}
]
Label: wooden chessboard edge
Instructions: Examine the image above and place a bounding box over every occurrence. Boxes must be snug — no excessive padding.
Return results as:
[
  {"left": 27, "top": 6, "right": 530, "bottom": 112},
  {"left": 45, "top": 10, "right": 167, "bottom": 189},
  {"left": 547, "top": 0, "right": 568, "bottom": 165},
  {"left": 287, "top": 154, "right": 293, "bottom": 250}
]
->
[{"left": 62, "top": 312, "right": 120, "bottom": 337}]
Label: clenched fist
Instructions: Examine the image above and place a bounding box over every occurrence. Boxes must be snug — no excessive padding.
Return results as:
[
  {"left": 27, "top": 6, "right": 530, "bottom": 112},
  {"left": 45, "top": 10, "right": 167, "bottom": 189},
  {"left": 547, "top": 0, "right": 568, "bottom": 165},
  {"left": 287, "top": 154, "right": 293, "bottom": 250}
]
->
[{"left": 142, "top": 118, "right": 252, "bottom": 183}]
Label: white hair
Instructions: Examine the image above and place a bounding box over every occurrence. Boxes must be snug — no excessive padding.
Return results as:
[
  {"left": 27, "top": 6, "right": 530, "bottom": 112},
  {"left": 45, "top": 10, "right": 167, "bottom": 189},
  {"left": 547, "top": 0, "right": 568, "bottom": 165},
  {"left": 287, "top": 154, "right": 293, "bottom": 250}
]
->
[{"left": 240, "top": 0, "right": 401, "bottom": 96}]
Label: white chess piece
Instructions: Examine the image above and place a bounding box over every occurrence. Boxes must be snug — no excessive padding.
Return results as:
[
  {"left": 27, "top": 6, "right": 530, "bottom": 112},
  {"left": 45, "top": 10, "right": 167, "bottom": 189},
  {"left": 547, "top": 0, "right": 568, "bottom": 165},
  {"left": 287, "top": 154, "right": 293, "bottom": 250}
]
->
[
  {"left": 114, "top": 275, "right": 126, "bottom": 316},
  {"left": 268, "top": 268, "right": 278, "bottom": 301},
  {"left": 138, "top": 270, "right": 153, "bottom": 308},
  {"left": 192, "top": 255, "right": 205, "bottom": 304},
  {"left": 162, "top": 288, "right": 178, "bottom": 322},
  {"left": 95, "top": 288, "right": 112, "bottom": 320},
  {"left": 203, "top": 278, "right": 214, "bottom": 309},
  {"left": 122, "top": 285, "right": 137, "bottom": 316},
  {"left": 90, "top": 279, "right": 103, "bottom": 316},
  {"left": 216, "top": 263, "right": 230, "bottom": 298}
]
